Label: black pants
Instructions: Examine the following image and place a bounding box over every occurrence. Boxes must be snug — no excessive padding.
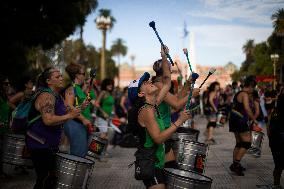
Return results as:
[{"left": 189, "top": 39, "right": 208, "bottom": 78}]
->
[{"left": 30, "top": 149, "right": 57, "bottom": 189}]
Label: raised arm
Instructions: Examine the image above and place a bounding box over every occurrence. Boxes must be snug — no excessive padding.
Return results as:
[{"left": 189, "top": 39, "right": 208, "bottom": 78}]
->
[{"left": 156, "top": 45, "right": 171, "bottom": 105}]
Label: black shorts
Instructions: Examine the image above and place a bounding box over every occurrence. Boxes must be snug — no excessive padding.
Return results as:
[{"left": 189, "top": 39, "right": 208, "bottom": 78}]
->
[
  {"left": 269, "top": 131, "right": 284, "bottom": 170},
  {"left": 143, "top": 168, "right": 166, "bottom": 188},
  {"left": 229, "top": 112, "right": 250, "bottom": 133}
]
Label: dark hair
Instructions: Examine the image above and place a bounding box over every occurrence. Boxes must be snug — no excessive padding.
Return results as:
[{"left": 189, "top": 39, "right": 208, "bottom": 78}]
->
[
  {"left": 37, "top": 67, "right": 54, "bottom": 88},
  {"left": 208, "top": 81, "right": 220, "bottom": 92},
  {"left": 65, "top": 62, "right": 84, "bottom": 81},
  {"left": 101, "top": 78, "right": 114, "bottom": 91},
  {"left": 243, "top": 75, "right": 256, "bottom": 88}
]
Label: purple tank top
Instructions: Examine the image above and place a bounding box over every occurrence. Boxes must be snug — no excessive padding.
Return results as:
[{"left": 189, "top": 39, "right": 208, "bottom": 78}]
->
[{"left": 26, "top": 95, "right": 66, "bottom": 151}]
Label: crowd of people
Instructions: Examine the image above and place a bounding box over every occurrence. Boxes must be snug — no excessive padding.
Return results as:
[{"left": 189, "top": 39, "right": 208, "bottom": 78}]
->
[{"left": 0, "top": 45, "right": 283, "bottom": 188}]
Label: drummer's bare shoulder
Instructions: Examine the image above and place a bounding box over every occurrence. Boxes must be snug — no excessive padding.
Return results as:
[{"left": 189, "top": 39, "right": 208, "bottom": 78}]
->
[
  {"left": 138, "top": 105, "right": 156, "bottom": 126},
  {"left": 35, "top": 92, "right": 55, "bottom": 114}
]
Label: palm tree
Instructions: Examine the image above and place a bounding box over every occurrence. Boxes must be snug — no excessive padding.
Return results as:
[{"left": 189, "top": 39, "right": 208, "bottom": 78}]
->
[
  {"left": 271, "top": 8, "right": 284, "bottom": 83},
  {"left": 95, "top": 9, "right": 116, "bottom": 80},
  {"left": 111, "top": 38, "right": 127, "bottom": 87},
  {"left": 242, "top": 39, "right": 255, "bottom": 56}
]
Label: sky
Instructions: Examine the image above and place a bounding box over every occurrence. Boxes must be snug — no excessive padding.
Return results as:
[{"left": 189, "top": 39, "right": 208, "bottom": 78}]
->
[{"left": 71, "top": 0, "right": 284, "bottom": 69}]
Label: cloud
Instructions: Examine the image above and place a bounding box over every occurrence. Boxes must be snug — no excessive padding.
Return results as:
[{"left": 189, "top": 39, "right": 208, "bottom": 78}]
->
[{"left": 188, "top": 0, "right": 284, "bottom": 25}]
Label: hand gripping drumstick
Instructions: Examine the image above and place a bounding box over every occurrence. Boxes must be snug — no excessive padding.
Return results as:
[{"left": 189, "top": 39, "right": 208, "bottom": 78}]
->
[
  {"left": 199, "top": 68, "right": 216, "bottom": 89},
  {"left": 149, "top": 21, "right": 174, "bottom": 66},
  {"left": 186, "top": 73, "right": 199, "bottom": 110}
]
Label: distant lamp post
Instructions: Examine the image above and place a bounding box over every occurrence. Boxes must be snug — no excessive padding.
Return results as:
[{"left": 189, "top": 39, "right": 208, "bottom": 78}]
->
[
  {"left": 96, "top": 16, "right": 111, "bottom": 80},
  {"left": 270, "top": 53, "right": 279, "bottom": 90}
]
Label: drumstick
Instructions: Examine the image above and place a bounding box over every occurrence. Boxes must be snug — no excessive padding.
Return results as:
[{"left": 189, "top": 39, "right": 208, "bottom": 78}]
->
[{"left": 199, "top": 68, "right": 216, "bottom": 89}]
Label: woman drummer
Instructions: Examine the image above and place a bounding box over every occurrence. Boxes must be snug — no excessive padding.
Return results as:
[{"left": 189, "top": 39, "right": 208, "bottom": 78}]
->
[
  {"left": 229, "top": 75, "right": 257, "bottom": 176},
  {"left": 128, "top": 45, "right": 191, "bottom": 189}
]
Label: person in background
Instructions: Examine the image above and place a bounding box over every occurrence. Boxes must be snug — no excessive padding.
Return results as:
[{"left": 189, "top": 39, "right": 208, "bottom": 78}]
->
[
  {"left": 268, "top": 86, "right": 284, "bottom": 189},
  {"left": 64, "top": 62, "right": 95, "bottom": 157},
  {"left": 228, "top": 76, "right": 257, "bottom": 176},
  {"left": 95, "top": 78, "right": 115, "bottom": 156},
  {"left": 204, "top": 81, "right": 220, "bottom": 145},
  {"left": 26, "top": 67, "right": 81, "bottom": 189}
]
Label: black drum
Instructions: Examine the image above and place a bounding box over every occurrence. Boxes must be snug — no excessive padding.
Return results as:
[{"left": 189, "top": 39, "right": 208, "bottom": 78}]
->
[{"left": 164, "top": 168, "right": 212, "bottom": 189}]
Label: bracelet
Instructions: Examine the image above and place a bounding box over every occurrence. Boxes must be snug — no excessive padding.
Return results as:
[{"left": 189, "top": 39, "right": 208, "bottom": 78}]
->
[{"left": 172, "top": 122, "right": 179, "bottom": 128}]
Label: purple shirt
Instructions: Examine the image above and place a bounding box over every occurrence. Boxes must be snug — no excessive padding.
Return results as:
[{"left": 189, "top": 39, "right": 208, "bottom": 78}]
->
[{"left": 26, "top": 95, "right": 66, "bottom": 151}]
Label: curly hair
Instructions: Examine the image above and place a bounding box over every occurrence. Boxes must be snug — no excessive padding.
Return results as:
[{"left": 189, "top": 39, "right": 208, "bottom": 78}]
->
[{"left": 101, "top": 78, "right": 114, "bottom": 91}]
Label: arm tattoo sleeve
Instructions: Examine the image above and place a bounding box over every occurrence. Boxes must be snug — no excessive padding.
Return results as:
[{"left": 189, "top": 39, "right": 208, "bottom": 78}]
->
[{"left": 37, "top": 93, "right": 55, "bottom": 115}]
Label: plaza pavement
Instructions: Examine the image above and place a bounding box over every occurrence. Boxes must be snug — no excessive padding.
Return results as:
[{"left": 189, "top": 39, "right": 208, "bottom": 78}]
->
[{"left": 1, "top": 115, "right": 283, "bottom": 189}]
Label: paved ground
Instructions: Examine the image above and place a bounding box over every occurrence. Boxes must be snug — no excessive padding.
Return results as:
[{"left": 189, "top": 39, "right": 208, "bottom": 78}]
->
[{"left": 1, "top": 115, "right": 283, "bottom": 189}]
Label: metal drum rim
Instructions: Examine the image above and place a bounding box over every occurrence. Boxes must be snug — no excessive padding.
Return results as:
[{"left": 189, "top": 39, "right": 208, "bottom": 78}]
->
[
  {"left": 164, "top": 168, "right": 212, "bottom": 182},
  {"left": 56, "top": 153, "right": 94, "bottom": 165},
  {"left": 4, "top": 134, "right": 25, "bottom": 139}
]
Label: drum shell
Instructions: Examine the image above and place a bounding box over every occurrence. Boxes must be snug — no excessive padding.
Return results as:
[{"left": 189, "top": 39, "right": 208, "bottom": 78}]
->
[
  {"left": 164, "top": 168, "right": 212, "bottom": 189},
  {"left": 2, "top": 134, "right": 31, "bottom": 166},
  {"left": 172, "top": 139, "right": 208, "bottom": 173},
  {"left": 251, "top": 131, "right": 264, "bottom": 150},
  {"left": 171, "top": 127, "right": 200, "bottom": 142},
  {"left": 55, "top": 153, "right": 94, "bottom": 189}
]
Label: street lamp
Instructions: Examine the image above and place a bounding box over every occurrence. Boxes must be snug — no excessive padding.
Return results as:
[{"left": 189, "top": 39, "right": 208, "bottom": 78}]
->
[
  {"left": 96, "top": 16, "right": 111, "bottom": 81},
  {"left": 270, "top": 53, "right": 279, "bottom": 90}
]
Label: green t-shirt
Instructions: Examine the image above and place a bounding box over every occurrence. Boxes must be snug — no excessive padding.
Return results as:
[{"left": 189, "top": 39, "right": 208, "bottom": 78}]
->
[
  {"left": 74, "top": 84, "right": 96, "bottom": 121},
  {"left": 158, "top": 101, "right": 171, "bottom": 129},
  {"left": 144, "top": 114, "right": 165, "bottom": 169},
  {"left": 0, "top": 96, "right": 10, "bottom": 135},
  {"left": 100, "top": 93, "right": 115, "bottom": 116}
]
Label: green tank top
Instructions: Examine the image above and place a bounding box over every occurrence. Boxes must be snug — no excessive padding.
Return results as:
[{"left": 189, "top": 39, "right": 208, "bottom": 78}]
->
[
  {"left": 0, "top": 96, "right": 10, "bottom": 134},
  {"left": 144, "top": 114, "right": 165, "bottom": 169},
  {"left": 158, "top": 101, "right": 171, "bottom": 129},
  {"left": 100, "top": 93, "right": 115, "bottom": 116},
  {"left": 74, "top": 84, "right": 96, "bottom": 121}
]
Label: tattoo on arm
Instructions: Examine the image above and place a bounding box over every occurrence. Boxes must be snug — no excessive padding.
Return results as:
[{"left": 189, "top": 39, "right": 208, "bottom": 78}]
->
[{"left": 36, "top": 93, "right": 55, "bottom": 115}]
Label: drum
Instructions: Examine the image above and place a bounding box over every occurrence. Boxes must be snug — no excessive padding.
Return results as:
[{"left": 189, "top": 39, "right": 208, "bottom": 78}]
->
[
  {"left": 2, "top": 134, "right": 31, "bottom": 166},
  {"left": 251, "top": 131, "right": 264, "bottom": 150},
  {"left": 172, "top": 139, "right": 208, "bottom": 173},
  {"left": 217, "top": 112, "right": 226, "bottom": 127},
  {"left": 164, "top": 168, "right": 212, "bottom": 189},
  {"left": 171, "top": 127, "right": 200, "bottom": 142},
  {"left": 87, "top": 133, "right": 107, "bottom": 159},
  {"left": 56, "top": 153, "right": 94, "bottom": 189}
]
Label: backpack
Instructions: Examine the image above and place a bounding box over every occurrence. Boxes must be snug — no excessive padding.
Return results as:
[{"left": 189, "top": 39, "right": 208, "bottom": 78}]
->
[{"left": 11, "top": 88, "right": 54, "bottom": 134}]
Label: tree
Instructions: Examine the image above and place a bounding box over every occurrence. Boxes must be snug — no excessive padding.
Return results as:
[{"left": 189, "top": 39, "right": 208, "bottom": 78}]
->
[
  {"left": 271, "top": 8, "right": 284, "bottom": 83},
  {"left": 111, "top": 38, "right": 127, "bottom": 86},
  {"left": 1, "top": 1, "right": 97, "bottom": 85},
  {"left": 240, "top": 39, "right": 255, "bottom": 73},
  {"left": 78, "top": 0, "right": 98, "bottom": 40},
  {"left": 95, "top": 9, "right": 116, "bottom": 80}
]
